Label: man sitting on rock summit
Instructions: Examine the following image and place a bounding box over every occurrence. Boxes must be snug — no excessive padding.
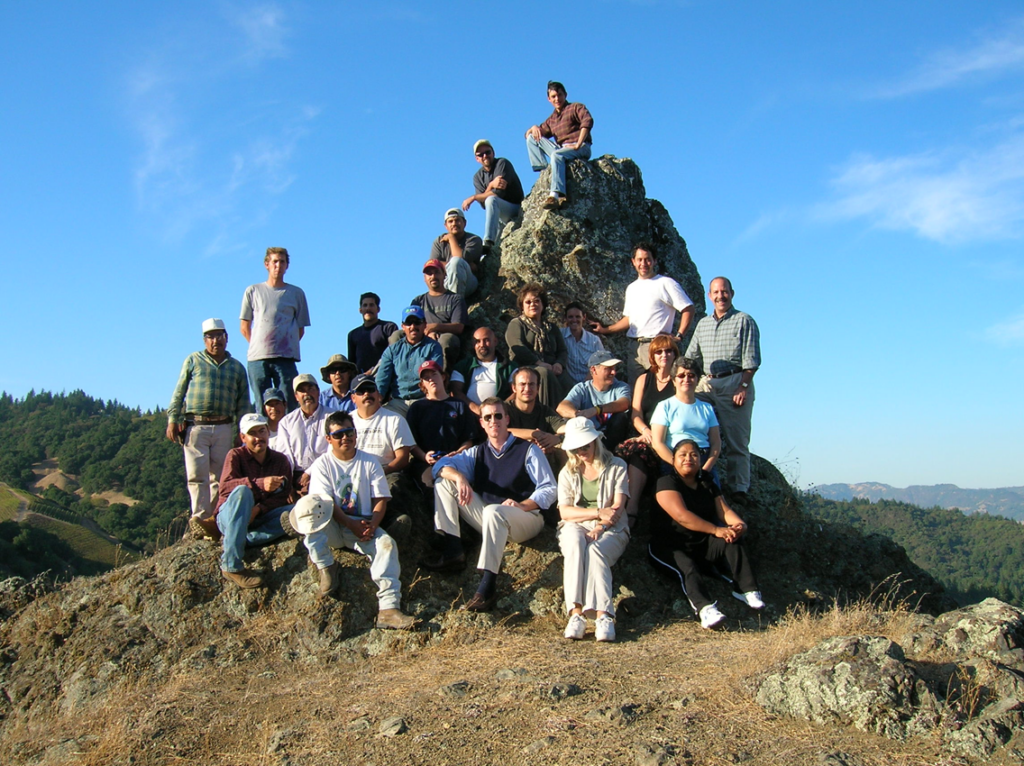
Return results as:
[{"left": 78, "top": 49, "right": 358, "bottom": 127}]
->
[
  {"left": 461, "top": 140, "right": 524, "bottom": 254},
  {"left": 525, "top": 80, "right": 593, "bottom": 210}
]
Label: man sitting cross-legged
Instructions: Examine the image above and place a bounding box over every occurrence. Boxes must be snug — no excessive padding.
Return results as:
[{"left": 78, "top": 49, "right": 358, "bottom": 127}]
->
[
  {"left": 213, "top": 413, "right": 294, "bottom": 589},
  {"left": 288, "top": 410, "right": 416, "bottom": 629},
  {"left": 420, "top": 397, "right": 556, "bottom": 612}
]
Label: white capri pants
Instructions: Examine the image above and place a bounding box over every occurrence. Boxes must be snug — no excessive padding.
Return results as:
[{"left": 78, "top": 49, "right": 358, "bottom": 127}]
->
[{"left": 557, "top": 520, "right": 629, "bottom": 617}]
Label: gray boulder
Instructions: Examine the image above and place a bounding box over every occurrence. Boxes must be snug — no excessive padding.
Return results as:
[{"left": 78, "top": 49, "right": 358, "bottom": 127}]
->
[
  {"left": 468, "top": 155, "right": 706, "bottom": 366},
  {"left": 755, "top": 635, "right": 941, "bottom": 740}
]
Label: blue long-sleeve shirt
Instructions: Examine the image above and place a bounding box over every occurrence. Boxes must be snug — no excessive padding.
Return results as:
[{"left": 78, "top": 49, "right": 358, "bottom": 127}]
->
[
  {"left": 375, "top": 337, "right": 443, "bottom": 401},
  {"left": 432, "top": 433, "right": 557, "bottom": 510}
]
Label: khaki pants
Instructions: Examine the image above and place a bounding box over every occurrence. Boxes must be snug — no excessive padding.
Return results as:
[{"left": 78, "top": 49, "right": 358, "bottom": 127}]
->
[
  {"left": 434, "top": 477, "right": 544, "bottom": 573},
  {"left": 184, "top": 423, "right": 234, "bottom": 520}
]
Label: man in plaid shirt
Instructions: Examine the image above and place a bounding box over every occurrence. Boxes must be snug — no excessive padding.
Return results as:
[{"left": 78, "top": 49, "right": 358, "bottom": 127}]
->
[
  {"left": 167, "top": 318, "right": 251, "bottom": 535},
  {"left": 685, "top": 278, "right": 761, "bottom": 499},
  {"left": 525, "top": 80, "right": 593, "bottom": 210}
]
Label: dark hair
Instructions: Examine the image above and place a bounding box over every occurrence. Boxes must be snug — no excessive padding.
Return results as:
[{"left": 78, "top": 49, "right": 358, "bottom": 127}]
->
[
  {"left": 517, "top": 282, "right": 547, "bottom": 313},
  {"left": 710, "top": 276, "right": 734, "bottom": 292},
  {"left": 547, "top": 80, "right": 566, "bottom": 95},
  {"left": 669, "top": 357, "right": 703, "bottom": 379},
  {"left": 632, "top": 242, "right": 657, "bottom": 261},
  {"left": 324, "top": 410, "right": 354, "bottom": 434},
  {"left": 513, "top": 366, "right": 541, "bottom": 386},
  {"left": 265, "top": 246, "right": 290, "bottom": 265},
  {"left": 359, "top": 291, "right": 381, "bottom": 307},
  {"left": 673, "top": 438, "right": 700, "bottom": 455},
  {"left": 563, "top": 301, "right": 586, "bottom": 317}
]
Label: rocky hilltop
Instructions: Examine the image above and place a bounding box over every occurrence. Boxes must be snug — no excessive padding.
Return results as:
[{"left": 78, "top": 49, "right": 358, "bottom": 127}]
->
[{"left": 3, "top": 158, "right": 1022, "bottom": 765}]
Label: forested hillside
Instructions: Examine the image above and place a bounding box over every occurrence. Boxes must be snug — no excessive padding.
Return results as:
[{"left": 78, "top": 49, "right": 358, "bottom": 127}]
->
[
  {"left": 0, "top": 390, "right": 187, "bottom": 550},
  {"left": 802, "top": 493, "right": 1024, "bottom": 607}
]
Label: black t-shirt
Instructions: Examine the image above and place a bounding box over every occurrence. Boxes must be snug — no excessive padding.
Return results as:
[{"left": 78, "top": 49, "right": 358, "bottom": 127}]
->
[
  {"left": 653, "top": 470, "right": 721, "bottom": 548},
  {"left": 348, "top": 320, "right": 398, "bottom": 373},
  {"left": 406, "top": 397, "right": 477, "bottom": 454}
]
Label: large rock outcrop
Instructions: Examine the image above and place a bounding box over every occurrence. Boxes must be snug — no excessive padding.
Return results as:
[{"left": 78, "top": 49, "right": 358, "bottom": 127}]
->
[
  {"left": 468, "top": 156, "right": 706, "bottom": 363},
  {"left": 756, "top": 599, "right": 1024, "bottom": 759}
]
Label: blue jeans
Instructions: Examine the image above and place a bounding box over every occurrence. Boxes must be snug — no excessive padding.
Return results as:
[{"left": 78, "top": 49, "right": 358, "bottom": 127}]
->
[
  {"left": 216, "top": 486, "right": 291, "bottom": 572},
  {"left": 482, "top": 195, "right": 521, "bottom": 244},
  {"left": 526, "top": 136, "right": 592, "bottom": 196},
  {"left": 443, "top": 255, "right": 478, "bottom": 296},
  {"left": 247, "top": 358, "right": 299, "bottom": 411}
]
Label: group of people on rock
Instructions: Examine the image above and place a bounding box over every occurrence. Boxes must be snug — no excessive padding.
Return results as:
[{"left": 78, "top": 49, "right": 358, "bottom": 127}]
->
[{"left": 166, "top": 81, "right": 765, "bottom": 638}]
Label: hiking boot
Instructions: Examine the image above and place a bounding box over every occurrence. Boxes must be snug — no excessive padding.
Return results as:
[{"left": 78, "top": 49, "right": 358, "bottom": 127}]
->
[
  {"left": 460, "top": 592, "right": 497, "bottom": 613},
  {"left": 563, "top": 613, "right": 586, "bottom": 640},
  {"left": 732, "top": 590, "right": 765, "bottom": 610},
  {"left": 595, "top": 615, "right": 616, "bottom": 642},
  {"left": 542, "top": 193, "right": 559, "bottom": 210},
  {"left": 222, "top": 569, "right": 263, "bottom": 589},
  {"left": 418, "top": 552, "right": 466, "bottom": 573},
  {"left": 279, "top": 509, "right": 302, "bottom": 538},
  {"left": 189, "top": 516, "right": 221, "bottom": 542},
  {"left": 482, "top": 239, "right": 494, "bottom": 255},
  {"left": 376, "top": 608, "right": 416, "bottom": 630},
  {"left": 318, "top": 562, "right": 340, "bottom": 597},
  {"left": 558, "top": 195, "right": 570, "bottom": 208},
  {"left": 383, "top": 514, "right": 412, "bottom": 544},
  {"left": 699, "top": 603, "right": 726, "bottom": 630}
]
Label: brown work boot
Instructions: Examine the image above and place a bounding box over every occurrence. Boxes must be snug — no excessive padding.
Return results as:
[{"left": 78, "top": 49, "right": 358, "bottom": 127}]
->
[
  {"left": 318, "top": 562, "right": 340, "bottom": 597},
  {"left": 222, "top": 569, "right": 263, "bottom": 589},
  {"left": 376, "top": 608, "right": 416, "bottom": 630},
  {"left": 189, "top": 515, "right": 222, "bottom": 542}
]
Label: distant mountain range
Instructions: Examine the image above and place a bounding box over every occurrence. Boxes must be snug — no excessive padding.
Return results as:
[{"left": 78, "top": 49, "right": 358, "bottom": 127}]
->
[{"left": 811, "top": 483, "right": 1024, "bottom": 522}]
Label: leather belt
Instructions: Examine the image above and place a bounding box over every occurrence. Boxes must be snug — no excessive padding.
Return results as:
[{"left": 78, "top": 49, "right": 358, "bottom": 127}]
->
[{"left": 189, "top": 415, "right": 233, "bottom": 425}]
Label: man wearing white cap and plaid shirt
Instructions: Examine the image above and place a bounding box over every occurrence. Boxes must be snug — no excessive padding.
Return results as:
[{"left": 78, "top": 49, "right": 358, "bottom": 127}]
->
[{"left": 167, "top": 318, "right": 251, "bottom": 528}]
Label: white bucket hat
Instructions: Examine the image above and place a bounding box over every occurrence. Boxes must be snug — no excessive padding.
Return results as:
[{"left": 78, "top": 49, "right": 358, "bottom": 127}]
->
[
  {"left": 288, "top": 494, "right": 333, "bottom": 535},
  {"left": 561, "top": 416, "right": 601, "bottom": 452}
]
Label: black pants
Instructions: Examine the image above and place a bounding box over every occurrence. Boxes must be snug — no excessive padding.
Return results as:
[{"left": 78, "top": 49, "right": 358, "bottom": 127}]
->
[{"left": 648, "top": 537, "right": 758, "bottom": 614}]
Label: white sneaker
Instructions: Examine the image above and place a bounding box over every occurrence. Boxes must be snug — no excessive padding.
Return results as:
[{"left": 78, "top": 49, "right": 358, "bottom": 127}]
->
[
  {"left": 595, "top": 615, "right": 616, "bottom": 642},
  {"left": 699, "top": 603, "right": 726, "bottom": 629},
  {"left": 732, "top": 590, "right": 765, "bottom": 610},
  {"left": 563, "top": 613, "right": 586, "bottom": 640}
]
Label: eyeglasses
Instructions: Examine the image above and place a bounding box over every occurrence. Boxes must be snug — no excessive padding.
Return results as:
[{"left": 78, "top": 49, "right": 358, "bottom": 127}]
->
[
  {"left": 675, "top": 372, "right": 698, "bottom": 380},
  {"left": 570, "top": 442, "right": 595, "bottom": 455},
  {"left": 404, "top": 319, "right": 424, "bottom": 326},
  {"left": 328, "top": 428, "right": 357, "bottom": 440},
  {"left": 653, "top": 349, "right": 675, "bottom": 356},
  {"left": 204, "top": 332, "right": 226, "bottom": 339},
  {"left": 481, "top": 412, "right": 505, "bottom": 422}
]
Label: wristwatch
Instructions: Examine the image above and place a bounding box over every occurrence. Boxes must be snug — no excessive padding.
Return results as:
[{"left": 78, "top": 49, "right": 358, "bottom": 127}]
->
[{"left": 740, "top": 382, "right": 749, "bottom": 389}]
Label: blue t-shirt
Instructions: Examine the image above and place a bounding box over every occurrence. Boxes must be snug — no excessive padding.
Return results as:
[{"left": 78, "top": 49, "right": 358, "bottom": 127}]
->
[
  {"left": 564, "top": 379, "right": 631, "bottom": 431},
  {"left": 651, "top": 397, "right": 718, "bottom": 450}
]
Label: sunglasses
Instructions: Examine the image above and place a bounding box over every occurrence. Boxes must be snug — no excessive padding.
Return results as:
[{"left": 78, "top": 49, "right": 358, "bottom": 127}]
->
[
  {"left": 675, "top": 372, "right": 698, "bottom": 380},
  {"left": 328, "top": 428, "right": 357, "bottom": 440},
  {"left": 481, "top": 412, "right": 505, "bottom": 422}
]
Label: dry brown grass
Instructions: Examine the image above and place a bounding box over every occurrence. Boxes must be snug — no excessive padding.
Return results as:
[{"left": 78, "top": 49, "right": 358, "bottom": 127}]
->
[{"left": 3, "top": 592, "right": 990, "bottom": 766}]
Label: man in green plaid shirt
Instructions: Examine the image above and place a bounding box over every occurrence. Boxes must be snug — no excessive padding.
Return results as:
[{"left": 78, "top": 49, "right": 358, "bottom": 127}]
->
[{"left": 167, "top": 318, "right": 251, "bottom": 534}]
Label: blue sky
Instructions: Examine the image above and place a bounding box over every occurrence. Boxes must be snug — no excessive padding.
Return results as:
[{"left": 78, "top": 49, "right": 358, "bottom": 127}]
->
[{"left": 2, "top": 1, "right": 1022, "bottom": 489}]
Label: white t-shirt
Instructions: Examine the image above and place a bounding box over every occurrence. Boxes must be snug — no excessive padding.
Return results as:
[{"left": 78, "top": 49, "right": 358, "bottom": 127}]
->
[
  {"left": 622, "top": 275, "right": 693, "bottom": 338},
  {"left": 307, "top": 449, "right": 389, "bottom": 519},
  {"left": 467, "top": 360, "right": 499, "bottom": 403},
  {"left": 351, "top": 407, "right": 415, "bottom": 465},
  {"left": 239, "top": 282, "right": 311, "bottom": 361}
]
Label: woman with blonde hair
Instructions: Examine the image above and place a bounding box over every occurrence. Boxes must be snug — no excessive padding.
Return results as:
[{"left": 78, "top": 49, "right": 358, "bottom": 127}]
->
[
  {"left": 557, "top": 417, "right": 630, "bottom": 642},
  {"left": 615, "top": 335, "right": 679, "bottom": 528}
]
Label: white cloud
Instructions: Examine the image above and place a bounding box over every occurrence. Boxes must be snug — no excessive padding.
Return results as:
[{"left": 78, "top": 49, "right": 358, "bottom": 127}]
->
[
  {"left": 818, "top": 133, "right": 1024, "bottom": 243},
  {"left": 123, "top": 4, "right": 314, "bottom": 248},
  {"left": 985, "top": 310, "right": 1024, "bottom": 346},
  {"left": 874, "top": 17, "right": 1024, "bottom": 98},
  {"left": 226, "top": 3, "right": 288, "bottom": 63}
]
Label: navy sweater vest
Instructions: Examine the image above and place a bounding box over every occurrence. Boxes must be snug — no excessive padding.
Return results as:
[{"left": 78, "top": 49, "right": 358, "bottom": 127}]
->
[{"left": 473, "top": 438, "right": 534, "bottom": 506}]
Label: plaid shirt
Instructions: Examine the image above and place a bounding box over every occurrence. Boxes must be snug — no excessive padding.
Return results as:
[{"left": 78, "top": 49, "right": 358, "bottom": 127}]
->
[
  {"left": 540, "top": 102, "right": 594, "bottom": 146},
  {"left": 685, "top": 308, "right": 761, "bottom": 377},
  {"left": 168, "top": 350, "right": 250, "bottom": 424}
]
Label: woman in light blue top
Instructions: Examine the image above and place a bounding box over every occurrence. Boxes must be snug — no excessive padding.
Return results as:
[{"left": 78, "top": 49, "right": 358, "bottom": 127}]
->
[{"left": 651, "top": 358, "right": 720, "bottom": 475}]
